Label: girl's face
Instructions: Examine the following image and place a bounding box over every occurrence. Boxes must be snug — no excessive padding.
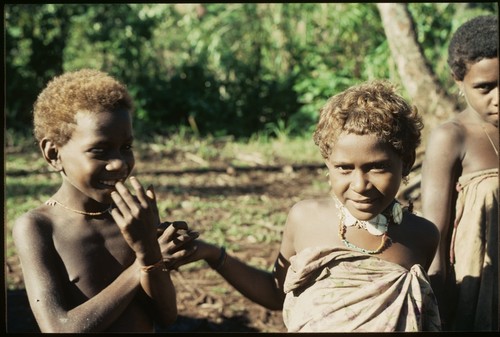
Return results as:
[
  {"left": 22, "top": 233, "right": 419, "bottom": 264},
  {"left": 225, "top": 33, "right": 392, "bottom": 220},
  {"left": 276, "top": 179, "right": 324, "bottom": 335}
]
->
[
  {"left": 459, "top": 57, "right": 499, "bottom": 127},
  {"left": 325, "top": 132, "right": 403, "bottom": 221},
  {"left": 58, "top": 109, "right": 135, "bottom": 204}
]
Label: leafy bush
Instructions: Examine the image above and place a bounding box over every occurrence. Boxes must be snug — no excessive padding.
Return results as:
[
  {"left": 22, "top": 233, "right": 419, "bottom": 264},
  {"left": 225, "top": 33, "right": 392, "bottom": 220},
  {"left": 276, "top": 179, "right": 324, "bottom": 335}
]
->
[{"left": 5, "top": 3, "right": 498, "bottom": 140}]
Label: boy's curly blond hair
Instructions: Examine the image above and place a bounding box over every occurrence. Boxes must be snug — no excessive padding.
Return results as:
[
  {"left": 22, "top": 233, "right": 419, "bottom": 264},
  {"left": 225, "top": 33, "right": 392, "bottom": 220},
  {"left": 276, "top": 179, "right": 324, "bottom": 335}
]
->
[
  {"left": 313, "top": 80, "right": 422, "bottom": 175},
  {"left": 33, "top": 68, "right": 134, "bottom": 146}
]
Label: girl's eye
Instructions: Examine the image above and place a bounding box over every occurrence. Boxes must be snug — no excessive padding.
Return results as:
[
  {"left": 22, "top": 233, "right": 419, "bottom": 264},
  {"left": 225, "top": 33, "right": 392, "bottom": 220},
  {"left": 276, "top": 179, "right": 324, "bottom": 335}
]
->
[
  {"left": 371, "top": 163, "right": 388, "bottom": 172},
  {"left": 476, "top": 83, "right": 496, "bottom": 93},
  {"left": 90, "top": 148, "right": 105, "bottom": 155},
  {"left": 335, "top": 165, "right": 352, "bottom": 173}
]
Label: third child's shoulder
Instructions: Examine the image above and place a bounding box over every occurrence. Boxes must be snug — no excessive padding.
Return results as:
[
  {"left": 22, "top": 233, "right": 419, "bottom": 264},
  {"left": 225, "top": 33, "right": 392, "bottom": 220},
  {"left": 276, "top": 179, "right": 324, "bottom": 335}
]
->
[
  {"left": 431, "top": 119, "right": 465, "bottom": 140},
  {"left": 426, "top": 120, "right": 466, "bottom": 155}
]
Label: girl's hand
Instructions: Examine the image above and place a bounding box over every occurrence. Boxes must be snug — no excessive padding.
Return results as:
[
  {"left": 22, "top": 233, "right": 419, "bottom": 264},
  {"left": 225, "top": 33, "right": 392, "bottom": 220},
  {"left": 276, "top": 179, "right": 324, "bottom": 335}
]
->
[
  {"left": 167, "top": 239, "right": 220, "bottom": 270},
  {"left": 157, "top": 221, "right": 199, "bottom": 270}
]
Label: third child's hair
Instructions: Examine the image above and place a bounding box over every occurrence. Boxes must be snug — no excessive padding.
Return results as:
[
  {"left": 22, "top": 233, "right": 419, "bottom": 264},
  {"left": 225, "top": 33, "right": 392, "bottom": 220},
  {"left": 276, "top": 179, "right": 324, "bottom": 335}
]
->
[{"left": 447, "top": 15, "right": 498, "bottom": 81}]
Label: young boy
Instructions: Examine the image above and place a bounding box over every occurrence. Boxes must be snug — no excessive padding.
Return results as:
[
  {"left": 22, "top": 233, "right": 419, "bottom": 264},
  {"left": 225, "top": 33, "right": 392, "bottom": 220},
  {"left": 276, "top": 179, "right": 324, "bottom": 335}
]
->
[
  {"left": 421, "top": 15, "right": 498, "bottom": 331},
  {"left": 12, "top": 69, "right": 197, "bottom": 332},
  {"left": 181, "top": 80, "right": 441, "bottom": 331}
]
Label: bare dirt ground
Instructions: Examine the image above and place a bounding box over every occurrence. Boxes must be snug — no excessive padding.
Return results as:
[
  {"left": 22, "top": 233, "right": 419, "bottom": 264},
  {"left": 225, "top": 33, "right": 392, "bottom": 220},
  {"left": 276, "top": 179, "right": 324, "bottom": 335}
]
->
[{"left": 5, "top": 148, "right": 422, "bottom": 333}]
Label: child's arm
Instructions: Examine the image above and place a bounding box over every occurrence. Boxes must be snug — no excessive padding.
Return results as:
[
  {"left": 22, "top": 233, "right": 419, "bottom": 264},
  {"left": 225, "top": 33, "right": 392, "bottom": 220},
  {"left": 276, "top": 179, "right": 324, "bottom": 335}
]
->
[
  {"left": 111, "top": 176, "right": 188, "bottom": 326},
  {"left": 422, "top": 123, "right": 462, "bottom": 275},
  {"left": 172, "top": 240, "right": 288, "bottom": 310},
  {"left": 169, "top": 205, "right": 300, "bottom": 311},
  {"left": 13, "top": 214, "right": 143, "bottom": 332},
  {"left": 421, "top": 122, "right": 463, "bottom": 323}
]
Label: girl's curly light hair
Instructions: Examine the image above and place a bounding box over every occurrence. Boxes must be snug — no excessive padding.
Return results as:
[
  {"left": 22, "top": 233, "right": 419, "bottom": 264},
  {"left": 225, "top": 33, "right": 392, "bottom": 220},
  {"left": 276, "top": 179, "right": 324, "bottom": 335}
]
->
[
  {"left": 313, "top": 80, "right": 423, "bottom": 175},
  {"left": 33, "top": 68, "right": 134, "bottom": 146}
]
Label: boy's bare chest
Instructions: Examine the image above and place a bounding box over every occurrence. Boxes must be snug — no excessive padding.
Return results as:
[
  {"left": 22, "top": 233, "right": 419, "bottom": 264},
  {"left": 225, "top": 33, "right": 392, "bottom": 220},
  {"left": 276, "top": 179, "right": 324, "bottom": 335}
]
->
[{"left": 52, "top": 218, "right": 134, "bottom": 289}]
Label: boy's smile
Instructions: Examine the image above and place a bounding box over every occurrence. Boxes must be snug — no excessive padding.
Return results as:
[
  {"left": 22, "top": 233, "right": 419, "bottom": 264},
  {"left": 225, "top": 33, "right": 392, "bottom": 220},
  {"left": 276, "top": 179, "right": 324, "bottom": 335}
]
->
[{"left": 57, "top": 109, "right": 135, "bottom": 205}]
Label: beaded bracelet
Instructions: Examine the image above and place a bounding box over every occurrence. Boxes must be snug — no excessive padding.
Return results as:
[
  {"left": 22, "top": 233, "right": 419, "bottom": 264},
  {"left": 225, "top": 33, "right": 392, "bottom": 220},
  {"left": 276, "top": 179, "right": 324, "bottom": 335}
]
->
[
  {"left": 210, "top": 246, "right": 227, "bottom": 271},
  {"left": 141, "top": 259, "right": 165, "bottom": 273}
]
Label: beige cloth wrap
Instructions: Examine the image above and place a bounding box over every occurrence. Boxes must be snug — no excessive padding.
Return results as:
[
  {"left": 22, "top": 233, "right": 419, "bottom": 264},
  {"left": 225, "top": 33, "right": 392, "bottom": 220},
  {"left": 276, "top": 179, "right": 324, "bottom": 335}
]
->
[
  {"left": 449, "top": 168, "right": 498, "bottom": 331},
  {"left": 282, "top": 246, "right": 441, "bottom": 332}
]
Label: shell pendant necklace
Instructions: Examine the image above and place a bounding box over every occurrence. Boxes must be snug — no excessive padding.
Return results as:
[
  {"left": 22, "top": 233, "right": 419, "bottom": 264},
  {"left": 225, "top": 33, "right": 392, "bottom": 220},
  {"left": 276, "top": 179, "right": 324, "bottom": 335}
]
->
[
  {"left": 333, "top": 195, "right": 405, "bottom": 254},
  {"left": 45, "top": 199, "right": 112, "bottom": 216}
]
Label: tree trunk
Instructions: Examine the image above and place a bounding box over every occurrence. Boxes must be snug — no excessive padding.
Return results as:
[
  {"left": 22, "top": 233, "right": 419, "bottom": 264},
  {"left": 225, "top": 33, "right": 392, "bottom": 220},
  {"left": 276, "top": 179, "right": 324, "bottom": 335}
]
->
[{"left": 376, "top": 3, "right": 460, "bottom": 141}]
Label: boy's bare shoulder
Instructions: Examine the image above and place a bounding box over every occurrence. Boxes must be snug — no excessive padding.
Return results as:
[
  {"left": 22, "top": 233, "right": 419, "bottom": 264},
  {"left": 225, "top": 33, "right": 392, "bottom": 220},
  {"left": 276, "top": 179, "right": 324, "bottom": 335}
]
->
[{"left": 13, "top": 207, "right": 55, "bottom": 242}]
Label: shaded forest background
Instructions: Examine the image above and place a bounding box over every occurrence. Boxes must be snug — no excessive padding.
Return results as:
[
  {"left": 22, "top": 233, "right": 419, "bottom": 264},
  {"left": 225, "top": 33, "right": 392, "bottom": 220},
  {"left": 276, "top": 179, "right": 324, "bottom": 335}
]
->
[{"left": 5, "top": 3, "right": 498, "bottom": 143}]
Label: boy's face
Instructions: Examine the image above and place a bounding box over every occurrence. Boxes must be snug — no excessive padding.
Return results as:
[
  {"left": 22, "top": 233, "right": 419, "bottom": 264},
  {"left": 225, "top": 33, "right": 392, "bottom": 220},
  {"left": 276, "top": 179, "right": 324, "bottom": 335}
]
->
[
  {"left": 57, "top": 109, "right": 135, "bottom": 204},
  {"left": 325, "top": 132, "right": 403, "bottom": 221},
  {"left": 459, "top": 57, "right": 499, "bottom": 127}
]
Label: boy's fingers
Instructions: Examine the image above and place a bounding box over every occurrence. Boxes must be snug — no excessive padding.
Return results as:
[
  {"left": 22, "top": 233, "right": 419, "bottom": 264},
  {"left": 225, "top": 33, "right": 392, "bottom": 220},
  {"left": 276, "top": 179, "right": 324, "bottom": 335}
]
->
[
  {"left": 129, "top": 176, "right": 148, "bottom": 207},
  {"left": 168, "top": 233, "right": 198, "bottom": 246},
  {"left": 158, "top": 221, "right": 172, "bottom": 230},
  {"left": 110, "top": 190, "right": 128, "bottom": 213},
  {"left": 172, "top": 220, "right": 189, "bottom": 230},
  {"left": 145, "top": 184, "right": 157, "bottom": 211},
  {"left": 157, "top": 221, "right": 195, "bottom": 239},
  {"left": 114, "top": 181, "right": 139, "bottom": 211},
  {"left": 145, "top": 184, "right": 156, "bottom": 202},
  {"left": 173, "top": 232, "right": 200, "bottom": 245},
  {"left": 109, "top": 203, "right": 125, "bottom": 227}
]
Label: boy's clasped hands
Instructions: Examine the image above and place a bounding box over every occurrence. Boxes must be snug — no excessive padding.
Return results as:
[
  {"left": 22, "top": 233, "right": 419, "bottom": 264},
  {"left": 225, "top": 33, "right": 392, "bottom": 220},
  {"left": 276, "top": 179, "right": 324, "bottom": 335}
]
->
[{"left": 110, "top": 176, "right": 199, "bottom": 273}]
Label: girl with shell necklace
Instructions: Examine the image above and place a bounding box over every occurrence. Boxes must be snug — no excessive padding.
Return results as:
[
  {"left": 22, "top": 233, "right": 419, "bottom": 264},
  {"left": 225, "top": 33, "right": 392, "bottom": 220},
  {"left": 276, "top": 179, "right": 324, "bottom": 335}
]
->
[{"left": 181, "top": 80, "right": 442, "bottom": 332}]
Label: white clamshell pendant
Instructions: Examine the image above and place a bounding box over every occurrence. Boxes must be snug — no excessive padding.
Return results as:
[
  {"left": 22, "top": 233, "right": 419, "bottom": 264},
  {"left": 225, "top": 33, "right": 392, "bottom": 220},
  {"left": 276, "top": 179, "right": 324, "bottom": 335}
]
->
[
  {"left": 366, "top": 214, "right": 388, "bottom": 236},
  {"left": 392, "top": 202, "right": 403, "bottom": 224},
  {"left": 344, "top": 210, "right": 358, "bottom": 227}
]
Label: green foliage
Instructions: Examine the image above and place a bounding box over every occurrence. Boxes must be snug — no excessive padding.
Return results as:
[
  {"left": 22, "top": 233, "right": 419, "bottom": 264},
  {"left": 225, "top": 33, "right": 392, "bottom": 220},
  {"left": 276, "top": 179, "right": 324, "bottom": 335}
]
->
[
  {"left": 408, "top": 2, "right": 498, "bottom": 98},
  {"left": 5, "top": 3, "right": 498, "bottom": 140},
  {"left": 5, "top": 4, "right": 82, "bottom": 130}
]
